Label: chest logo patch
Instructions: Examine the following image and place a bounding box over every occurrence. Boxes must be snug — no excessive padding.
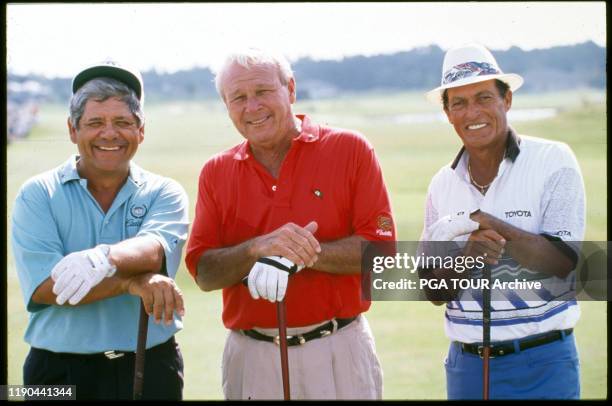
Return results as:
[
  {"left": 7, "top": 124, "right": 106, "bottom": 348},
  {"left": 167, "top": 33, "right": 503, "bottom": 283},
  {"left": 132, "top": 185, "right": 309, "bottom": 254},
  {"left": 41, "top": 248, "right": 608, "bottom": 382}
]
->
[
  {"left": 504, "top": 210, "right": 532, "bottom": 218},
  {"left": 130, "top": 204, "right": 148, "bottom": 218}
]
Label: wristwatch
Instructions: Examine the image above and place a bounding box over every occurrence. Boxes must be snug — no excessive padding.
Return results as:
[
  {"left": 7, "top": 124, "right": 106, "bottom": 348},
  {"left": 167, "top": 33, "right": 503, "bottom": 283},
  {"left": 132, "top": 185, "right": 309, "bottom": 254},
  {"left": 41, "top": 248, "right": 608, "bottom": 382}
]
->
[{"left": 97, "top": 244, "right": 117, "bottom": 277}]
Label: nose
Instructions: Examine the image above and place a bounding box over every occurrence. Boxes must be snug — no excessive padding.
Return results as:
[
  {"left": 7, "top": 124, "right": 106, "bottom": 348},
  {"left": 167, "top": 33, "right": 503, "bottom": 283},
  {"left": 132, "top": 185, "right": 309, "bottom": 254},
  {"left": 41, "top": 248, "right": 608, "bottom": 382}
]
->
[
  {"left": 465, "top": 101, "right": 482, "bottom": 119},
  {"left": 99, "top": 123, "right": 118, "bottom": 139},
  {"left": 245, "top": 96, "right": 261, "bottom": 113}
]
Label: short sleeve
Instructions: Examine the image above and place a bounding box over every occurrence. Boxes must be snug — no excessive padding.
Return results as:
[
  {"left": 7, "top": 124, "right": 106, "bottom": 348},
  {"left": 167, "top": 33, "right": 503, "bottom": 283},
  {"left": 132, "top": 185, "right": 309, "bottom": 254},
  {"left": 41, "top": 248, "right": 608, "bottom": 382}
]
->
[
  {"left": 11, "top": 182, "right": 64, "bottom": 312},
  {"left": 185, "top": 162, "right": 222, "bottom": 277},
  {"left": 536, "top": 143, "right": 586, "bottom": 268},
  {"left": 350, "top": 138, "right": 396, "bottom": 242},
  {"left": 540, "top": 167, "right": 586, "bottom": 242},
  {"left": 136, "top": 178, "right": 189, "bottom": 279},
  {"left": 420, "top": 182, "right": 440, "bottom": 242}
]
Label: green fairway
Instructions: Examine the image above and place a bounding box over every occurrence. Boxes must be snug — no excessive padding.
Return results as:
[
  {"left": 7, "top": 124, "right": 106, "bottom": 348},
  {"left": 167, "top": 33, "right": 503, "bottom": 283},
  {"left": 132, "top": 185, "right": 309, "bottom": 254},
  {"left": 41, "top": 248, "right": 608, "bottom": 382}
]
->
[{"left": 6, "top": 89, "right": 606, "bottom": 399}]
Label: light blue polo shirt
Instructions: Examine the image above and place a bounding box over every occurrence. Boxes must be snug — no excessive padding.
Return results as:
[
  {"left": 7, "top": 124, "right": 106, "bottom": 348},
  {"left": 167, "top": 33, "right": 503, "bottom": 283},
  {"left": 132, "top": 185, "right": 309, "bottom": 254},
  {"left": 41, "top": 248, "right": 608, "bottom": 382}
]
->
[{"left": 11, "top": 155, "right": 189, "bottom": 353}]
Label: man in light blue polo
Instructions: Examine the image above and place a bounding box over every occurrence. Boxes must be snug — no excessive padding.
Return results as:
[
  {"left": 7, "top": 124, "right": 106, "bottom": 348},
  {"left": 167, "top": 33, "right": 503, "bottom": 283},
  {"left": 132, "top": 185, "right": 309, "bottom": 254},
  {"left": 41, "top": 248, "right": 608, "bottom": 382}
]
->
[{"left": 11, "top": 61, "right": 189, "bottom": 400}]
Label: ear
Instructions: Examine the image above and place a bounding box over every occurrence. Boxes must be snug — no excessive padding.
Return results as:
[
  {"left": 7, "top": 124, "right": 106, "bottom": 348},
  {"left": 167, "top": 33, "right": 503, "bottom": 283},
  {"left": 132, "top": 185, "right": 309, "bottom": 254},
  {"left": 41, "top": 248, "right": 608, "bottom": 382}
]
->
[
  {"left": 67, "top": 117, "right": 78, "bottom": 144},
  {"left": 138, "top": 123, "right": 145, "bottom": 144},
  {"left": 288, "top": 77, "right": 296, "bottom": 104},
  {"left": 504, "top": 90, "right": 513, "bottom": 112},
  {"left": 443, "top": 108, "right": 453, "bottom": 125}
]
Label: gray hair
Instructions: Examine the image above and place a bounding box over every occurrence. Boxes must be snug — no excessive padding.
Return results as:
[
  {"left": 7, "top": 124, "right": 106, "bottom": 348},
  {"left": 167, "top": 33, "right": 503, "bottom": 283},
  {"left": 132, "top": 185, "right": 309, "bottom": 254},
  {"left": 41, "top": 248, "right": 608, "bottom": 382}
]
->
[
  {"left": 69, "top": 77, "right": 144, "bottom": 129},
  {"left": 214, "top": 48, "right": 294, "bottom": 98}
]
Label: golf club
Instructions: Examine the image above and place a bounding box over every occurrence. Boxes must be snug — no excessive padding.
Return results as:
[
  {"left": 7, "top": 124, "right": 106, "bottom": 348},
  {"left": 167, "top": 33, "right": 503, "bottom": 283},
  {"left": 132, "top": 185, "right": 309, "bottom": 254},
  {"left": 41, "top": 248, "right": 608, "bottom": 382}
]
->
[
  {"left": 277, "top": 299, "right": 291, "bottom": 400},
  {"left": 133, "top": 300, "right": 149, "bottom": 400},
  {"left": 241, "top": 268, "right": 291, "bottom": 400},
  {"left": 482, "top": 265, "right": 491, "bottom": 400}
]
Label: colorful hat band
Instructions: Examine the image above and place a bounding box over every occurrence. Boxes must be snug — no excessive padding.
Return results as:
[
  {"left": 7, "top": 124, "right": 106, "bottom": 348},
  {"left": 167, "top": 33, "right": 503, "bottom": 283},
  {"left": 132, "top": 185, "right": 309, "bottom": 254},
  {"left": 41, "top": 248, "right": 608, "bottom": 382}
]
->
[{"left": 442, "top": 61, "right": 501, "bottom": 85}]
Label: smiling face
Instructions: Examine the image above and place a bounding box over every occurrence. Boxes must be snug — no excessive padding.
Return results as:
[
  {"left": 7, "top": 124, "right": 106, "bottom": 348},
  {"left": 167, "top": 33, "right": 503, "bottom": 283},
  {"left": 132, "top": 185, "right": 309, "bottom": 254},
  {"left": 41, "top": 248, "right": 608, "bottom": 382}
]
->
[
  {"left": 220, "top": 62, "right": 297, "bottom": 149},
  {"left": 68, "top": 97, "right": 144, "bottom": 178},
  {"left": 444, "top": 79, "right": 512, "bottom": 151}
]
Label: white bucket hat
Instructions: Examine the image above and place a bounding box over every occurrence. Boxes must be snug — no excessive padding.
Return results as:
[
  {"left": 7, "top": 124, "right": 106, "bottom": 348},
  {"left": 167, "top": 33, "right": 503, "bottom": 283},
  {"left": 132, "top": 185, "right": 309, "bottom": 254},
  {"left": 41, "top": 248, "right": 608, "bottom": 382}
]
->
[{"left": 425, "top": 43, "right": 524, "bottom": 104}]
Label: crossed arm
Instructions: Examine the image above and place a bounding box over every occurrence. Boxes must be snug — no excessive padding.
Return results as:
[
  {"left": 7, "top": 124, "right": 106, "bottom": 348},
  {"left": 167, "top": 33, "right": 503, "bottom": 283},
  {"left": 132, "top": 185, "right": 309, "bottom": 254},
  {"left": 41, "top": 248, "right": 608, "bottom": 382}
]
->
[
  {"left": 471, "top": 211, "right": 575, "bottom": 278},
  {"left": 31, "top": 236, "right": 184, "bottom": 325},
  {"left": 421, "top": 210, "right": 576, "bottom": 305},
  {"left": 195, "top": 221, "right": 365, "bottom": 292}
]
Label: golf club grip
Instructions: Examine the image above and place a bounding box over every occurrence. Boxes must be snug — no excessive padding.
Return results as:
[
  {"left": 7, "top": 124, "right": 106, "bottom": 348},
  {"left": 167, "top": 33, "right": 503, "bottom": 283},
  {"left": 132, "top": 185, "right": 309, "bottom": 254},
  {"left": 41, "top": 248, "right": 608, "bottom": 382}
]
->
[
  {"left": 277, "top": 300, "right": 291, "bottom": 400},
  {"left": 133, "top": 300, "right": 149, "bottom": 400},
  {"left": 482, "top": 346, "right": 491, "bottom": 399}
]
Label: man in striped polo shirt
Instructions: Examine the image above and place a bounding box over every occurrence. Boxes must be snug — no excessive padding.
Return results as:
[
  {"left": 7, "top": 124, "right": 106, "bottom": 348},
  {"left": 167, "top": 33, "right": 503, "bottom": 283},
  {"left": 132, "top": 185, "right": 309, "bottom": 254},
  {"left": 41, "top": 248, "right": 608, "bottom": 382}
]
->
[{"left": 420, "top": 44, "right": 585, "bottom": 399}]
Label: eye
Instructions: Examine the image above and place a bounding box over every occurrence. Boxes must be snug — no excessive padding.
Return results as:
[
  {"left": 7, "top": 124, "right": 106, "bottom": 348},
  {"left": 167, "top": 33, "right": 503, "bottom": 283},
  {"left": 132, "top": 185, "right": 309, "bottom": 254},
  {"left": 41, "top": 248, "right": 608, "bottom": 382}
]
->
[
  {"left": 115, "top": 120, "right": 134, "bottom": 128},
  {"left": 256, "top": 89, "right": 271, "bottom": 96},
  {"left": 86, "top": 121, "right": 103, "bottom": 128},
  {"left": 231, "top": 95, "right": 246, "bottom": 103},
  {"left": 450, "top": 100, "right": 465, "bottom": 110},
  {"left": 479, "top": 94, "right": 493, "bottom": 102}
]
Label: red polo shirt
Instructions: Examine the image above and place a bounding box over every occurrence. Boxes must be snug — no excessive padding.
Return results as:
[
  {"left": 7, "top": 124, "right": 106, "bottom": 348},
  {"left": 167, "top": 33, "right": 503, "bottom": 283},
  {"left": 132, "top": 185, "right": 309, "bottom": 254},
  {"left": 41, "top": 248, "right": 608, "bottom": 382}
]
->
[{"left": 185, "top": 115, "right": 395, "bottom": 329}]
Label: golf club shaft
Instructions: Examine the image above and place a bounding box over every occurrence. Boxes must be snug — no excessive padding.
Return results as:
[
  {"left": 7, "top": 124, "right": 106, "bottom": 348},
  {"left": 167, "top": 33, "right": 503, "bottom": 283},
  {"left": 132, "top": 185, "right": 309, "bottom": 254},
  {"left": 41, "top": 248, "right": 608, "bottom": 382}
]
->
[
  {"left": 133, "top": 300, "right": 149, "bottom": 400},
  {"left": 277, "top": 300, "right": 291, "bottom": 400},
  {"left": 482, "top": 266, "right": 491, "bottom": 400},
  {"left": 482, "top": 346, "right": 490, "bottom": 399}
]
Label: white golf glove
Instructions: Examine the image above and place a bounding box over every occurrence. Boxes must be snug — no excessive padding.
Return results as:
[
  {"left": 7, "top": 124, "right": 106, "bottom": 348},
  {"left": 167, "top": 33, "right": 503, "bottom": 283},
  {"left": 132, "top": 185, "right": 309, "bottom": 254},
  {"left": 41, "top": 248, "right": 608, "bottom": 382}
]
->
[
  {"left": 51, "top": 245, "right": 117, "bottom": 305},
  {"left": 424, "top": 210, "right": 480, "bottom": 241},
  {"left": 247, "top": 256, "right": 304, "bottom": 302}
]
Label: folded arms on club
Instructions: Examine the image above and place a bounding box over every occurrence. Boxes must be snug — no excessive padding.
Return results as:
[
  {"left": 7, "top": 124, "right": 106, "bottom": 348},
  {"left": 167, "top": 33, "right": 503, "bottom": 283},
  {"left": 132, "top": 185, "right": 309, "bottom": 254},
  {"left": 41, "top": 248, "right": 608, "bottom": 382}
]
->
[{"left": 194, "top": 220, "right": 365, "bottom": 296}]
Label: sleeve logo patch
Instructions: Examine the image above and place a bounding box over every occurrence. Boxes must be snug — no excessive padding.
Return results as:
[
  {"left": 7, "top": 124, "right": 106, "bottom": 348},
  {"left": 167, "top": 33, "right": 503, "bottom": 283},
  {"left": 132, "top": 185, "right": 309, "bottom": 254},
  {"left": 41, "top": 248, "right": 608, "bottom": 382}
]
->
[{"left": 376, "top": 215, "right": 393, "bottom": 236}]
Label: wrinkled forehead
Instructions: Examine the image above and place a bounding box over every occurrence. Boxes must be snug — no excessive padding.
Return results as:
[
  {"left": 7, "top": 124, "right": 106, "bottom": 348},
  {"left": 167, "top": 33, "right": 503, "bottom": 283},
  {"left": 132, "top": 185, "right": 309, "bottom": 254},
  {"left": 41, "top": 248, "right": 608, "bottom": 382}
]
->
[{"left": 81, "top": 97, "right": 134, "bottom": 118}]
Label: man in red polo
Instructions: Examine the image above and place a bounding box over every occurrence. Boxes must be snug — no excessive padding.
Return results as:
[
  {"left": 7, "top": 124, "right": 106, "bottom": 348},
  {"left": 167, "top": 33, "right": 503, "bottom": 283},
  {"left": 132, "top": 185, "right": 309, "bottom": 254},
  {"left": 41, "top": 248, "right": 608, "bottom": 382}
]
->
[{"left": 185, "top": 48, "right": 395, "bottom": 399}]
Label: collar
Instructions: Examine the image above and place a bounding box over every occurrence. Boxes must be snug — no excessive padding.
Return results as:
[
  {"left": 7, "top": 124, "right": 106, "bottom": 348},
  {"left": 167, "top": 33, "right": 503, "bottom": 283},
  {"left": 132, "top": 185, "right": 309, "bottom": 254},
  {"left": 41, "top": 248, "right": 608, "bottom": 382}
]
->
[
  {"left": 233, "top": 114, "right": 320, "bottom": 161},
  {"left": 58, "top": 154, "right": 146, "bottom": 186},
  {"left": 450, "top": 127, "right": 521, "bottom": 170}
]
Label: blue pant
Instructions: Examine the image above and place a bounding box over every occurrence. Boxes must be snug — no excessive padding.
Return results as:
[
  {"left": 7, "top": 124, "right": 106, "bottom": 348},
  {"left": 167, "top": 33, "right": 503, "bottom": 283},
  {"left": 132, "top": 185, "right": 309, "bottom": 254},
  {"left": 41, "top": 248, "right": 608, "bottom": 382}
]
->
[{"left": 446, "top": 331, "right": 580, "bottom": 399}]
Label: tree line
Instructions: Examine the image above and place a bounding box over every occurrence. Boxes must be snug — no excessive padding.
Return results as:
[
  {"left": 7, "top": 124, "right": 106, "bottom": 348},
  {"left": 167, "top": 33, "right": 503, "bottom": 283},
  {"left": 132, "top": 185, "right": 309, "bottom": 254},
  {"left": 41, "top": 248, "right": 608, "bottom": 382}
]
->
[{"left": 8, "top": 41, "right": 605, "bottom": 104}]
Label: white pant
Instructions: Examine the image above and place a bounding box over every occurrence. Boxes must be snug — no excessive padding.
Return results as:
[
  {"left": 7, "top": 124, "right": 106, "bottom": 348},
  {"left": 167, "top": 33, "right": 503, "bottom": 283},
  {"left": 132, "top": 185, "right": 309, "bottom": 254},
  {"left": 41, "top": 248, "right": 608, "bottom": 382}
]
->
[{"left": 222, "top": 315, "right": 383, "bottom": 400}]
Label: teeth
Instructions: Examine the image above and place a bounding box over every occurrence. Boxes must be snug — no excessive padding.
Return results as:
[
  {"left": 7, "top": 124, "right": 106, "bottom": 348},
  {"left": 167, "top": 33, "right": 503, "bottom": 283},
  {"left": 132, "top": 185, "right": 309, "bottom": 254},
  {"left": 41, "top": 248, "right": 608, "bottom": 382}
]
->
[
  {"left": 98, "top": 146, "right": 120, "bottom": 151},
  {"left": 250, "top": 117, "right": 268, "bottom": 125},
  {"left": 468, "top": 123, "right": 487, "bottom": 130}
]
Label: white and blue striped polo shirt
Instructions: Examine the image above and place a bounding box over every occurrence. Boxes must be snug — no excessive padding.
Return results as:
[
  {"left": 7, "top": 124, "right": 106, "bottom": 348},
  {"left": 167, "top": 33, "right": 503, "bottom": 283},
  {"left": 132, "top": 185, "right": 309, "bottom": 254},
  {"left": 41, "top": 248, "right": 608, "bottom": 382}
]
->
[{"left": 422, "top": 129, "right": 585, "bottom": 343}]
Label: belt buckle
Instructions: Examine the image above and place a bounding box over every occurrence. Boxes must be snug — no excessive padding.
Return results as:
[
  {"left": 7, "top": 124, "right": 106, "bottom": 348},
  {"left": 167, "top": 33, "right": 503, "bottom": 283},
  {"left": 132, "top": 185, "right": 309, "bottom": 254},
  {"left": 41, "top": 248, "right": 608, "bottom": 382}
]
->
[
  {"left": 273, "top": 335, "right": 297, "bottom": 345},
  {"left": 104, "top": 350, "right": 125, "bottom": 360},
  {"left": 477, "top": 345, "right": 495, "bottom": 359}
]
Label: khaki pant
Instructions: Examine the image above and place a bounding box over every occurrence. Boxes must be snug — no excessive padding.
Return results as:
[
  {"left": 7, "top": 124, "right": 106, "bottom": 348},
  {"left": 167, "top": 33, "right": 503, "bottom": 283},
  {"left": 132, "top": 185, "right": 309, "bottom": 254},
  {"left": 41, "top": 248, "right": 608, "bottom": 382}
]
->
[{"left": 222, "top": 315, "right": 383, "bottom": 400}]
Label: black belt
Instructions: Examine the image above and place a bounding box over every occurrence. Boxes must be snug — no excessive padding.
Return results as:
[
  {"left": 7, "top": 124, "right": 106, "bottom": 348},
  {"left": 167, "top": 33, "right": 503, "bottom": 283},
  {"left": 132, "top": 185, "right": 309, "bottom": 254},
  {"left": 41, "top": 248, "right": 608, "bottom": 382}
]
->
[
  {"left": 460, "top": 329, "right": 573, "bottom": 358},
  {"left": 241, "top": 317, "right": 357, "bottom": 346},
  {"left": 35, "top": 336, "right": 176, "bottom": 360}
]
